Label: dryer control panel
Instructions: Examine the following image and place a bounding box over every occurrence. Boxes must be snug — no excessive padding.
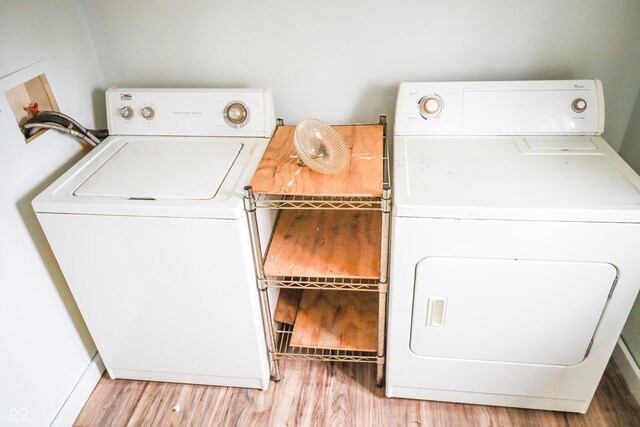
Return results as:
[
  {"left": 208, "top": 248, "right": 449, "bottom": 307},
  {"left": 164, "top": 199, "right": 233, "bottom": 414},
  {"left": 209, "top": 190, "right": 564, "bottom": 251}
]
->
[
  {"left": 106, "top": 88, "right": 276, "bottom": 137},
  {"left": 395, "top": 80, "right": 604, "bottom": 136}
]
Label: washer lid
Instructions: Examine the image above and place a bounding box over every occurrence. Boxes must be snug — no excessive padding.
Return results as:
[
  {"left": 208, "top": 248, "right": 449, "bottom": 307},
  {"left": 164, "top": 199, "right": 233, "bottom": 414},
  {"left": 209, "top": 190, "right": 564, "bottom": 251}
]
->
[{"left": 75, "top": 139, "right": 242, "bottom": 200}]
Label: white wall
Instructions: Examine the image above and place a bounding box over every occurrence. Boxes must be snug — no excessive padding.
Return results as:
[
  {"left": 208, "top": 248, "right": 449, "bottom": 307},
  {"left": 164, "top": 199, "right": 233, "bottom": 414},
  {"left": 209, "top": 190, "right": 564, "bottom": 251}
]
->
[
  {"left": 80, "top": 0, "right": 640, "bottom": 150},
  {"left": 0, "top": 1, "right": 105, "bottom": 425}
]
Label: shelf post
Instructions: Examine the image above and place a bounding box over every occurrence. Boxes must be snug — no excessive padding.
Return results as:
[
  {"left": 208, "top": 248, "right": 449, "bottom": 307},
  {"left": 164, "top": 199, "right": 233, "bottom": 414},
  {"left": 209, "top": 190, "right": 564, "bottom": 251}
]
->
[
  {"left": 379, "top": 114, "right": 387, "bottom": 133},
  {"left": 377, "top": 184, "right": 392, "bottom": 386},
  {"left": 243, "top": 185, "right": 281, "bottom": 382}
]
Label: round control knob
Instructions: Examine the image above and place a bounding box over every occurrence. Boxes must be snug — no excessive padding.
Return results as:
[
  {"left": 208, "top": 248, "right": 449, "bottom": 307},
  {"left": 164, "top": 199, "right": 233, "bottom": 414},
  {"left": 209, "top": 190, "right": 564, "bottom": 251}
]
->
[
  {"left": 572, "top": 98, "right": 587, "bottom": 113},
  {"left": 224, "top": 102, "right": 249, "bottom": 127},
  {"left": 141, "top": 106, "right": 155, "bottom": 120},
  {"left": 120, "top": 106, "right": 134, "bottom": 120},
  {"left": 419, "top": 94, "right": 443, "bottom": 119}
]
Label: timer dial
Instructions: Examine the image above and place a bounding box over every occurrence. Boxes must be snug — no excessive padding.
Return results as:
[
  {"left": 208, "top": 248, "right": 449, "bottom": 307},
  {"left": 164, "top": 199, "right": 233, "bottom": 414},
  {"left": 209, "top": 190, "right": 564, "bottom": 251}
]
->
[
  {"left": 572, "top": 98, "right": 587, "bottom": 113},
  {"left": 224, "top": 101, "right": 249, "bottom": 128},
  {"left": 419, "top": 94, "right": 443, "bottom": 119}
]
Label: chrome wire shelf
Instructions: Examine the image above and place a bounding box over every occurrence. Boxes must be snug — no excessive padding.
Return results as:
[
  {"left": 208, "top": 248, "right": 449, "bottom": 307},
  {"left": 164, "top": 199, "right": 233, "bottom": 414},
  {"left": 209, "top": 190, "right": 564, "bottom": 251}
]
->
[
  {"left": 274, "top": 323, "right": 378, "bottom": 363},
  {"left": 254, "top": 194, "right": 382, "bottom": 210},
  {"left": 244, "top": 116, "right": 390, "bottom": 385},
  {"left": 262, "top": 276, "right": 380, "bottom": 291}
]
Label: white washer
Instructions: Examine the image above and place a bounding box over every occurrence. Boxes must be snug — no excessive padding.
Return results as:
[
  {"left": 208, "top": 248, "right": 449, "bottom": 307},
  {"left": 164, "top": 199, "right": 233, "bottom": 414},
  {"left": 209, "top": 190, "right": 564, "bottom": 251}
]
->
[
  {"left": 387, "top": 80, "right": 640, "bottom": 412},
  {"left": 33, "top": 88, "right": 277, "bottom": 389}
]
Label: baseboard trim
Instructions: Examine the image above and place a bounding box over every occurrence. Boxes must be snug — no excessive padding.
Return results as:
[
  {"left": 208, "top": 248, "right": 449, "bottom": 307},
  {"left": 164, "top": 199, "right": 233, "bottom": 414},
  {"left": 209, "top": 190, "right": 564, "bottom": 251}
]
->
[
  {"left": 612, "top": 338, "right": 640, "bottom": 406},
  {"left": 51, "top": 352, "right": 105, "bottom": 427}
]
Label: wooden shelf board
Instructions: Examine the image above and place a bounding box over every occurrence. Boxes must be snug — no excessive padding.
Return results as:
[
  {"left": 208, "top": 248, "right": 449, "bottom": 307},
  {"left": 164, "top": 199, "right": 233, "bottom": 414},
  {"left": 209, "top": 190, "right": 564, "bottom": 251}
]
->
[
  {"left": 250, "top": 124, "right": 384, "bottom": 197},
  {"left": 290, "top": 289, "right": 378, "bottom": 352},
  {"left": 273, "top": 288, "right": 302, "bottom": 325},
  {"left": 264, "top": 209, "right": 381, "bottom": 279}
]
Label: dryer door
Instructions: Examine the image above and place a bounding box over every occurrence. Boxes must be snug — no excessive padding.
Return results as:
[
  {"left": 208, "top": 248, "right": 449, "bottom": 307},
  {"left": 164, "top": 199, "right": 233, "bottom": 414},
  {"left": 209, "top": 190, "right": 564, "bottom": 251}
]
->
[{"left": 410, "top": 257, "right": 617, "bottom": 366}]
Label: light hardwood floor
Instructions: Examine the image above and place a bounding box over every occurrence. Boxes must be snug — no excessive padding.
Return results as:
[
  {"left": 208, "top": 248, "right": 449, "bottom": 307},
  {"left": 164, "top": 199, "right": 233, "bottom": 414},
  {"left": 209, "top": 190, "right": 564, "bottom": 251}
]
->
[{"left": 75, "top": 359, "right": 640, "bottom": 426}]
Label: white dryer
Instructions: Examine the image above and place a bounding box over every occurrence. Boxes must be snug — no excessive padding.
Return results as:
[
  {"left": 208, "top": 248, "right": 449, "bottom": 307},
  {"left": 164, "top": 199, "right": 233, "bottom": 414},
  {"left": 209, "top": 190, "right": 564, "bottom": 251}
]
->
[
  {"left": 33, "top": 88, "right": 277, "bottom": 389},
  {"left": 386, "top": 80, "right": 640, "bottom": 412}
]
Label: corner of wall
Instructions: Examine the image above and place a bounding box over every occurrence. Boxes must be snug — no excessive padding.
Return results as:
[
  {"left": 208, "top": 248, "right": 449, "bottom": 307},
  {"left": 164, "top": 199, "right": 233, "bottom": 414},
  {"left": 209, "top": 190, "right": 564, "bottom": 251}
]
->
[
  {"left": 618, "top": 87, "right": 640, "bottom": 173},
  {"left": 51, "top": 353, "right": 105, "bottom": 427}
]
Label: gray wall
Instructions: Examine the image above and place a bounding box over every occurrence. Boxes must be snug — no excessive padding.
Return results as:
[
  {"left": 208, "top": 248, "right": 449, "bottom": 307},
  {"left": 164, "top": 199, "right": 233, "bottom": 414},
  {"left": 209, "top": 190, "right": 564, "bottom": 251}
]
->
[
  {"left": 620, "top": 90, "right": 640, "bottom": 173},
  {"left": 620, "top": 88, "right": 640, "bottom": 365},
  {"left": 80, "top": 0, "right": 640, "bottom": 150}
]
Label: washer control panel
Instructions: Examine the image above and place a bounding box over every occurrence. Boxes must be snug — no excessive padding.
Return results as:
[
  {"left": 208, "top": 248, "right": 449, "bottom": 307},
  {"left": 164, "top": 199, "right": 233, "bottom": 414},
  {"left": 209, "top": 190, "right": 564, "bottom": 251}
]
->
[
  {"left": 395, "top": 80, "right": 603, "bottom": 136},
  {"left": 106, "top": 88, "right": 275, "bottom": 137}
]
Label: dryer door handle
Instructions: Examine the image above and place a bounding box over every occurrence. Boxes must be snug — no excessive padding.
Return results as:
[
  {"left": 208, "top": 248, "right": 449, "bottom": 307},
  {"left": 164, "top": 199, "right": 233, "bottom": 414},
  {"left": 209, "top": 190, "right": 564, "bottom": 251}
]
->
[{"left": 426, "top": 297, "right": 447, "bottom": 327}]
